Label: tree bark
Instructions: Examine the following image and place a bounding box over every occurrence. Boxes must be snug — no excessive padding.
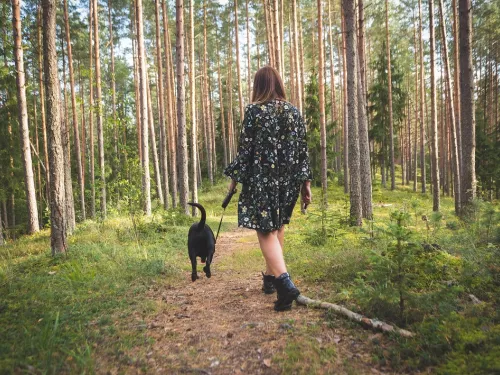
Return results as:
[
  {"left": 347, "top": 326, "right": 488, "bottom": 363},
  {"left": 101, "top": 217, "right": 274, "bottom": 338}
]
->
[
  {"left": 136, "top": 0, "right": 152, "bottom": 215},
  {"left": 357, "top": 0, "right": 372, "bottom": 220},
  {"left": 42, "top": 0, "right": 67, "bottom": 254},
  {"left": 88, "top": 0, "right": 96, "bottom": 218},
  {"left": 429, "top": 0, "right": 440, "bottom": 211},
  {"left": 246, "top": 0, "right": 252, "bottom": 102},
  {"left": 458, "top": 0, "right": 476, "bottom": 213},
  {"left": 317, "top": 0, "right": 328, "bottom": 207},
  {"left": 385, "top": 0, "right": 395, "bottom": 190},
  {"left": 452, "top": 0, "right": 462, "bottom": 174},
  {"left": 176, "top": 0, "right": 189, "bottom": 215},
  {"left": 341, "top": 5, "right": 349, "bottom": 193},
  {"left": 156, "top": 0, "right": 170, "bottom": 210},
  {"left": 63, "top": 0, "right": 85, "bottom": 221},
  {"left": 344, "top": 0, "right": 362, "bottom": 225},
  {"left": 147, "top": 81, "right": 164, "bottom": 205},
  {"left": 439, "top": 0, "right": 461, "bottom": 213},
  {"left": 93, "top": 0, "right": 106, "bottom": 218},
  {"left": 108, "top": 0, "right": 119, "bottom": 182},
  {"left": 234, "top": 0, "right": 245, "bottom": 125},
  {"left": 162, "top": 0, "right": 178, "bottom": 208},
  {"left": 272, "top": 0, "right": 281, "bottom": 72},
  {"left": 12, "top": 0, "right": 40, "bottom": 234},
  {"left": 418, "top": 0, "right": 426, "bottom": 193},
  {"left": 292, "top": 0, "right": 302, "bottom": 113},
  {"left": 189, "top": 0, "right": 197, "bottom": 214}
]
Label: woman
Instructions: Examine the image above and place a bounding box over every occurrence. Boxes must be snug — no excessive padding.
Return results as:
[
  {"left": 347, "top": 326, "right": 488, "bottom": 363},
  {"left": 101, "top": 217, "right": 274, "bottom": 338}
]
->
[{"left": 224, "top": 66, "right": 312, "bottom": 312}]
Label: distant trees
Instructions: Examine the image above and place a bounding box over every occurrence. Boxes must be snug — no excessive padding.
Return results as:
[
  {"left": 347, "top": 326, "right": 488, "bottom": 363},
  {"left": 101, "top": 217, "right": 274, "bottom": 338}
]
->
[{"left": 0, "top": 0, "right": 493, "bottom": 244}]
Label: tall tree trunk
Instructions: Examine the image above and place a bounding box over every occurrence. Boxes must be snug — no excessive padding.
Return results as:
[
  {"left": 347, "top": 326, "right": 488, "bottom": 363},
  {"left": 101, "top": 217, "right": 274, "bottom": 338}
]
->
[
  {"left": 234, "top": 0, "right": 245, "bottom": 124},
  {"left": 298, "top": 6, "right": 305, "bottom": 110},
  {"left": 357, "top": 0, "right": 373, "bottom": 219},
  {"left": 93, "top": 0, "right": 106, "bottom": 218},
  {"left": 217, "top": 37, "right": 228, "bottom": 168},
  {"left": 136, "top": 0, "right": 152, "bottom": 215},
  {"left": 156, "top": 0, "right": 170, "bottom": 210},
  {"left": 317, "top": 0, "right": 328, "bottom": 207},
  {"left": 452, "top": 0, "right": 462, "bottom": 174},
  {"left": 429, "top": 0, "right": 440, "bottom": 211},
  {"left": 413, "top": 21, "right": 419, "bottom": 192},
  {"left": 42, "top": 0, "right": 67, "bottom": 254},
  {"left": 189, "top": 0, "right": 197, "bottom": 213},
  {"left": 341, "top": 5, "right": 349, "bottom": 193},
  {"left": 439, "top": 0, "right": 461, "bottom": 213},
  {"left": 203, "top": 1, "right": 213, "bottom": 184},
  {"left": 37, "top": 6, "right": 50, "bottom": 205},
  {"left": 385, "top": 0, "right": 395, "bottom": 190},
  {"left": 12, "top": 0, "right": 40, "bottom": 233},
  {"left": 147, "top": 81, "right": 164, "bottom": 205},
  {"left": 88, "top": 0, "right": 96, "bottom": 218},
  {"left": 176, "top": 0, "right": 189, "bottom": 215},
  {"left": 108, "top": 0, "right": 119, "bottom": 182},
  {"left": 418, "top": 0, "right": 426, "bottom": 193},
  {"left": 272, "top": 0, "right": 281, "bottom": 72},
  {"left": 61, "top": 37, "right": 76, "bottom": 234},
  {"left": 63, "top": 0, "right": 85, "bottom": 221},
  {"left": 162, "top": 0, "right": 178, "bottom": 208},
  {"left": 344, "top": 0, "right": 362, "bottom": 225},
  {"left": 246, "top": 0, "right": 252, "bottom": 101},
  {"left": 292, "top": 0, "right": 302, "bottom": 113},
  {"left": 459, "top": 0, "right": 476, "bottom": 214}
]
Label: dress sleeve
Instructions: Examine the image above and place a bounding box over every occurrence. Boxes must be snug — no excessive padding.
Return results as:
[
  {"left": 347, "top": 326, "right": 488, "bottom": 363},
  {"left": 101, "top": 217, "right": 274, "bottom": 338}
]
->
[
  {"left": 296, "top": 112, "right": 313, "bottom": 182},
  {"left": 223, "top": 105, "right": 255, "bottom": 184}
]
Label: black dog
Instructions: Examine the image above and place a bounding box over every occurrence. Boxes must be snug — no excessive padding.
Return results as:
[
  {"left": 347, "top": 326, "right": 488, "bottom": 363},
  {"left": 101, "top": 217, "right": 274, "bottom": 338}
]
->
[{"left": 187, "top": 202, "right": 215, "bottom": 282}]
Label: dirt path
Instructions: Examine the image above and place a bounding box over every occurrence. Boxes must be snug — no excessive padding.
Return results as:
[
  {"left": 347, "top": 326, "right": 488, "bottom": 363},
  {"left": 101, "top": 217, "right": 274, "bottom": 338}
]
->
[{"left": 101, "top": 229, "right": 394, "bottom": 374}]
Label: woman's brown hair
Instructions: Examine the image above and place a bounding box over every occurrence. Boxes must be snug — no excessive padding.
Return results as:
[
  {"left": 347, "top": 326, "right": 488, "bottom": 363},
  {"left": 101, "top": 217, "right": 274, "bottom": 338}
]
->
[{"left": 251, "top": 66, "right": 287, "bottom": 104}]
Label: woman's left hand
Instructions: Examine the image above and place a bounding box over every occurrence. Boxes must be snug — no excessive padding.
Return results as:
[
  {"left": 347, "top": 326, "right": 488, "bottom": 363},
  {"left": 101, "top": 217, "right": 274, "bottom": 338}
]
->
[{"left": 228, "top": 179, "right": 237, "bottom": 193}]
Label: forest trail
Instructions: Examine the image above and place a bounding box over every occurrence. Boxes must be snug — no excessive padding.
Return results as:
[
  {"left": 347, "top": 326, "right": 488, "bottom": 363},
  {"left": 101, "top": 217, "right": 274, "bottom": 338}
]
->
[{"left": 97, "top": 228, "right": 394, "bottom": 374}]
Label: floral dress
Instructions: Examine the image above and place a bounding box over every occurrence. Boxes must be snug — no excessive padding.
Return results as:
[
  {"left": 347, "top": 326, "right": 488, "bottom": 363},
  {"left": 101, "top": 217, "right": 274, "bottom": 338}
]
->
[{"left": 224, "top": 99, "right": 312, "bottom": 232}]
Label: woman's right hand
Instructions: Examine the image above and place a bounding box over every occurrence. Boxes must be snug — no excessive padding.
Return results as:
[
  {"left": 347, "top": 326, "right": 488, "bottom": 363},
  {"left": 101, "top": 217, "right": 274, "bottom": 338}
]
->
[
  {"left": 228, "top": 179, "right": 237, "bottom": 193},
  {"left": 301, "top": 181, "right": 312, "bottom": 209}
]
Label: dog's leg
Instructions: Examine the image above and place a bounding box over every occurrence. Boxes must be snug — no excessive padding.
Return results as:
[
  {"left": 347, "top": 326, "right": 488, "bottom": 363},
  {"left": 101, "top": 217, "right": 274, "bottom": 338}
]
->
[
  {"left": 203, "top": 249, "right": 213, "bottom": 278},
  {"left": 190, "top": 256, "right": 198, "bottom": 282}
]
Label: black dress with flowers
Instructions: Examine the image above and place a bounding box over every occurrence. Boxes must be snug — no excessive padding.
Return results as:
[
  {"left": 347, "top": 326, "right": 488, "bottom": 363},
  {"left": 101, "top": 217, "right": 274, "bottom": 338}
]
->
[{"left": 224, "top": 99, "right": 312, "bottom": 233}]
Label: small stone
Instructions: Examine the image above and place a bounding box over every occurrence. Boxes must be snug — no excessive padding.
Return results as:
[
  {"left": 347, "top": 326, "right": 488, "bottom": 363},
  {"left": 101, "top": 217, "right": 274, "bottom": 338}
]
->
[
  {"left": 227, "top": 332, "right": 234, "bottom": 338},
  {"left": 263, "top": 359, "right": 272, "bottom": 368},
  {"left": 279, "top": 323, "right": 293, "bottom": 331}
]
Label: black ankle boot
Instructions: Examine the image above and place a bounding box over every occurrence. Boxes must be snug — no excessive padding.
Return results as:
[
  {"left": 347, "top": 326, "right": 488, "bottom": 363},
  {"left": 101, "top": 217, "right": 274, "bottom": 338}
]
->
[
  {"left": 273, "top": 273, "right": 300, "bottom": 312},
  {"left": 262, "top": 272, "right": 276, "bottom": 294}
]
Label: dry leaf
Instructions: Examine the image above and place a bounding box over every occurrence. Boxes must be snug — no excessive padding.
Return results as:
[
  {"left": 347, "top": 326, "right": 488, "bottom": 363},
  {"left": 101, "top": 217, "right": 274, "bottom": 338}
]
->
[{"left": 263, "top": 359, "right": 272, "bottom": 368}]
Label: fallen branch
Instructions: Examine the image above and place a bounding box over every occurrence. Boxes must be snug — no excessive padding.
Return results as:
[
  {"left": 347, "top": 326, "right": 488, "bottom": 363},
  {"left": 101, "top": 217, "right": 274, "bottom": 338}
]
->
[{"left": 296, "top": 295, "right": 415, "bottom": 338}]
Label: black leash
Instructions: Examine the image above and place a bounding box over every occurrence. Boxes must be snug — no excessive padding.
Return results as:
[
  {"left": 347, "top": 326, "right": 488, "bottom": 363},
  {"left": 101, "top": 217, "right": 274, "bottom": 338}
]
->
[{"left": 215, "top": 188, "right": 237, "bottom": 244}]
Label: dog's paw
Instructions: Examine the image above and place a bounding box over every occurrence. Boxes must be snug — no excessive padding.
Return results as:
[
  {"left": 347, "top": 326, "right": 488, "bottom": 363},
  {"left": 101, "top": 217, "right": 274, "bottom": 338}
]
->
[
  {"left": 203, "top": 266, "right": 211, "bottom": 278},
  {"left": 191, "top": 273, "right": 198, "bottom": 282}
]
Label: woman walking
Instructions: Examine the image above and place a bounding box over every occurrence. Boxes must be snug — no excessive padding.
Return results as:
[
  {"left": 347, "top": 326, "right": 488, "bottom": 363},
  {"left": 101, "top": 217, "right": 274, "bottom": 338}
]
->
[{"left": 224, "top": 66, "right": 312, "bottom": 311}]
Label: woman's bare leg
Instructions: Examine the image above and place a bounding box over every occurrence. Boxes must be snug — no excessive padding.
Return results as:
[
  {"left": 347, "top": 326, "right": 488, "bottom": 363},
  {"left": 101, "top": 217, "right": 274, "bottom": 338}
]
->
[
  {"left": 277, "top": 226, "right": 285, "bottom": 249},
  {"left": 257, "top": 230, "right": 287, "bottom": 277}
]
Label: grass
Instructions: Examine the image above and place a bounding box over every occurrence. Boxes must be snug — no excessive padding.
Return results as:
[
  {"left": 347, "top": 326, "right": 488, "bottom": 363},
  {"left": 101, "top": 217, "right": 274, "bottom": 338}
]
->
[{"left": 0, "top": 173, "right": 499, "bottom": 374}]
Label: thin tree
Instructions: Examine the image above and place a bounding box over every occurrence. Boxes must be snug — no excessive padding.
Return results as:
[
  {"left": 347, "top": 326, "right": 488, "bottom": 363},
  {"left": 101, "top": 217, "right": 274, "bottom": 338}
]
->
[
  {"left": 429, "top": 0, "right": 440, "bottom": 211},
  {"left": 136, "top": 0, "right": 152, "bottom": 215},
  {"left": 272, "top": 0, "right": 281, "bottom": 72},
  {"left": 452, "top": 0, "right": 462, "bottom": 172},
  {"left": 176, "top": 0, "right": 189, "bottom": 215},
  {"left": 385, "top": 0, "right": 395, "bottom": 190},
  {"left": 341, "top": 4, "right": 349, "bottom": 193},
  {"left": 418, "top": 0, "right": 426, "bottom": 193},
  {"left": 42, "top": 0, "right": 67, "bottom": 254},
  {"left": 203, "top": 1, "right": 213, "bottom": 184},
  {"left": 344, "top": 0, "right": 362, "bottom": 225},
  {"left": 147, "top": 81, "right": 164, "bottom": 205},
  {"left": 88, "top": 0, "right": 96, "bottom": 217},
  {"left": 12, "top": 0, "right": 40, "bottom": 233},
  {"left": 357, "top": 0, "right": 373, "bottom": 219},
  {"left": 292, "top": 0, "right": 302, "bottom": 112},
  {"left": 438, "top": 0, "right": 461, "bottom": 213},
  {"left": 108, "top": 0, "right": 118, "bottom": 177},
  {"left": 157, "top": 0, "right": 170, "bottom": 210},
  {"left": 246, "top": 0, "right": 251, "bottom": 101},
  {"left": 189, "top": 0, "right": 197, "bottom": 213},
  {"left": 92, "top": 0, "right": 106, "bottom": 218},
  {"left": 37, "top": 6, "right": 50, "bottom": 204},
  {"left": 234, "top": 0, "right": 245, "bottom": 123},
  {"left": 317, "top": 0, "right": 328, "bottom": 207},
  {"left": 162, "top": 0, "right": 178, "bottom": 207},
  {"left": 459, "top": 0, "right": 476, "bottom": 213},
  {"left": 63, "top": 0, "right": 85, "bottom": 220}
]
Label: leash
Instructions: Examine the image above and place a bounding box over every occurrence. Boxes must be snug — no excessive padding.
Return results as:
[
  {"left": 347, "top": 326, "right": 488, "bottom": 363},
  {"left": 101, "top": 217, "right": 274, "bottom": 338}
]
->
[{"left": 215, "top": 188, "right": 237, "bottom": 244}]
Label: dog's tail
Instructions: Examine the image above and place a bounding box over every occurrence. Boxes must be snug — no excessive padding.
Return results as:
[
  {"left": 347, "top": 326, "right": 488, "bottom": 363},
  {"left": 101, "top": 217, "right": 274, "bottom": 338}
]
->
[{"left": 187, "top": 202, "right": 206, "bottom": 230}]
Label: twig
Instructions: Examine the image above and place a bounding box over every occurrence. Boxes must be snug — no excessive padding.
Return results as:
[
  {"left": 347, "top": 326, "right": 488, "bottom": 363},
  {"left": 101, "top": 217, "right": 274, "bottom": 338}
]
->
[{"left": 296, "top": 295, "right": 415, "bottom": 338}]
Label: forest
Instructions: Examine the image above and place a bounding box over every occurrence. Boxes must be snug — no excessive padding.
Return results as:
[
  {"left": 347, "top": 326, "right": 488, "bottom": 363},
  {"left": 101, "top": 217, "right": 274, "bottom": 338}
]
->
[{"left": 1, "top": 0, "right": 499, "bottom": 373}]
